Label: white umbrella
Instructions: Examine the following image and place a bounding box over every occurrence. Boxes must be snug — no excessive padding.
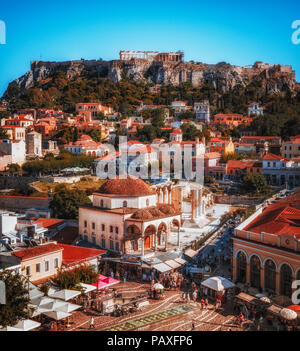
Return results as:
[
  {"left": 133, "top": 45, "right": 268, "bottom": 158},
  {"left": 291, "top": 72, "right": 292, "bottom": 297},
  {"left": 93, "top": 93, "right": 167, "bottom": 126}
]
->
[
  {"left": 6, "top": 320, "right": 41, "bottom": 331},
  {"left": 43, "top": 311, "right": 72, "bottom": 321},
  {"left": 78, "top": 283, "right": 96, "bottom": 294},
  {"left": 41, "top": 300, "right": 68, "bottom": 311},
  {"left": 201, "top": 276, "right": 235, "bottom": 292},
  {"left": 260, "top": 296, "right": 271, "bottom": 304},
  {"left": 49, "top": 289, "right": 81, "bottom": 301},
  {"left": 56, "top": 303, "right": 81, "bottom": 313},
  {"left": 280, "top": 308, "right": 298, "bottom": 320},
  {"left": 30, "top": 296, "right": 55, "bottom": 307},
  {"left": 31, "top": 306, "right": 52, "bottom": 318},
  {"left": 153, "top": 283, "right": 164, "bottom": 290}
]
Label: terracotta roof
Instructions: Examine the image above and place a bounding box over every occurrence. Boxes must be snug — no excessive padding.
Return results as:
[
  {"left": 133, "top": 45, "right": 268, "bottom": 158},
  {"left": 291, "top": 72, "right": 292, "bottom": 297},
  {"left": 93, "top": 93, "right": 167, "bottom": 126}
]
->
[
  {"left": 58, "top": 244, "right": 105, "bottom": 266},
  {"left": 13, "top": 243, "right": 63, "bottom": 261},
  {"left": 97, "top": 175, "right": 155, "bottom": 197},
  {"left": 52, "top": 227, "right": 79, "bottom": 245},
  {"left": 35, "top": 218, "right": 64, "bottom": 229},
  {"left": 263, "top": 153, "right": 288, "bottom": 161},
  {"left": 244, "top": 192, "right": 300, "bottom": 236}
]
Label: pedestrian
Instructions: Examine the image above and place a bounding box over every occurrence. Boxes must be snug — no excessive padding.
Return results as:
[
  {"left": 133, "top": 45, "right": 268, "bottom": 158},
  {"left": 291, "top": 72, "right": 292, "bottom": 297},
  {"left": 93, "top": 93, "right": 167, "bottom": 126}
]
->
[
  {"left": 200, "top": 298, "right": 205, "bottom": 309},
  {"left": 191, "top": 322, "right": 195, "bottom": 331},
  {"left": 89, "top": 317, "right": 95, "bottom": 329},
  {"left": 205, "top": 298, "right": 209, "bottom": 308},
  {"left": 193, "top": 289, "right": 198, "bottom": 302}
]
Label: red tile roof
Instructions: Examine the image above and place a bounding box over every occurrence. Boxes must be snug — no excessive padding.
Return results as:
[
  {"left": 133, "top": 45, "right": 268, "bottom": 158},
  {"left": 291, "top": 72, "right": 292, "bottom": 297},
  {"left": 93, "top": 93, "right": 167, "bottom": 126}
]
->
[
  {"left": 263, "top": 153, "right": 288, "bottom": 161},
  {"left": 58, "top": 244, "right": 106, "bottom": 266},
  {"left": 35, "top": 218, "right": 64, "bottom": 228},
  {"left": 244, "top": 192, "right": 300, "bottom": 236},
  {"left": 13, "top": 243, "right": 63, "bottom": 261}
]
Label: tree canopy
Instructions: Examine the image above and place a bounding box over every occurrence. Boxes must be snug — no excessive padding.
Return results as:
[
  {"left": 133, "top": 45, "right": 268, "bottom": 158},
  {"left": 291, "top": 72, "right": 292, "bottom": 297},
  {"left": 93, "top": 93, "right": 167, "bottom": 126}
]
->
[
  {"left": 0, "top": 271, "right": 30, "bottom": 328},
  {"left": 49, "top": 185, "right": 92, "bottom": 219}
]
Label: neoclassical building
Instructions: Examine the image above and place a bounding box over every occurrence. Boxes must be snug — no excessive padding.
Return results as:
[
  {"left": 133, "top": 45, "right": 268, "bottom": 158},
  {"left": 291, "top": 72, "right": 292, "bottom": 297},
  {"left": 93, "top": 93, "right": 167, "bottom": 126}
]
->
[
  {"left": 79, "top": 176, "right": 181, "bottom": 257},
  {"left": 233, "top": 190, "right": 300, "bottom": 297}
]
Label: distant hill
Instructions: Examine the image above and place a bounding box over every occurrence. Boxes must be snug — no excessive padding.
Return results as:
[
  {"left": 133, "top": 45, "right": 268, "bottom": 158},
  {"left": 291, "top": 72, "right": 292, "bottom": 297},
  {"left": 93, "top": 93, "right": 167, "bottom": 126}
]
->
[{"left": 2, "top": 57, "right": 300, "bottom": 115}]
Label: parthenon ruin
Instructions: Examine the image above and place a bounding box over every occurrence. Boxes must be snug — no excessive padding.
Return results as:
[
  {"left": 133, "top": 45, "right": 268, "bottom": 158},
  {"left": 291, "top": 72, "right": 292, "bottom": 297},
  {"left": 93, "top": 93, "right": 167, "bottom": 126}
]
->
[{"left": 119, "top": 50, "right": 184, "bottom": 62}]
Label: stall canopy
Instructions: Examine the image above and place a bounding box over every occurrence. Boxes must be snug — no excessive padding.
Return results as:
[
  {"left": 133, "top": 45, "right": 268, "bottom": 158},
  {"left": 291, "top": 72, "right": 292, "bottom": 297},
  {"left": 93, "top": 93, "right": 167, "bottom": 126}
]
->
[
  {"left": 201, "top": 276, "right": 235, "bottom": 292},
  {"left": 153, "top": 262, "right": 172, "bottom": 273},
  {"left": 165, "top": 260, "right": 181, "bottom": 269},
  {"left": 174, "top": 258, "right": 186, "bottom": 265},
  {"left": 49, "top": 289, "right": 81, "bottom": 301},
  {"left": 92, "top": 274, "right": 120, "bottom": 290},
  {"left": 78, "top": 283, "right": 97, "bottom": 293},
  {"left": 30, "top": 296, "right": 55, "bottom": 307},
  {"left": 56, "top": 303, "right": 81, "bottom": 313},
  {"left": 5, "top": 320, "right": 41, "bottom": 332},
  {"left": 184, "top": 249, "right": 197, "bottom": 258}
]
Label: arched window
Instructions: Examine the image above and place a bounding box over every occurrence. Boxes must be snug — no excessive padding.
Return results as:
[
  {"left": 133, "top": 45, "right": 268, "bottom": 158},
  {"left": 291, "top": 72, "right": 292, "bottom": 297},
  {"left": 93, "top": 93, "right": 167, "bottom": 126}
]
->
[
  {"left": 265, "top": 260, "right": 276, "bottom": 292},
  {"left": 280, "top": 264, "right": 293, "bottom": 297},
  {"left": 236, "top": 251, "right": 247, "bottom": 283},
  {"left": 123, "top": 201, "right": 127, "bottom": 208},
  {"left": 250, "top": 255, "right": 261, "bottom": 289}
]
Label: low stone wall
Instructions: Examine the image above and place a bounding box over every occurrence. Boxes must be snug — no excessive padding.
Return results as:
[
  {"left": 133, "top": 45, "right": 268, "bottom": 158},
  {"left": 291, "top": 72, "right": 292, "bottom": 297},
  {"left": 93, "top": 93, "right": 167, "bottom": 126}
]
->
[
  {"left": 214, "top": 194, "right": 263, "bottom": 206},
  {"left": 0, "top": 195, "right": 50, "bottom": 211}
]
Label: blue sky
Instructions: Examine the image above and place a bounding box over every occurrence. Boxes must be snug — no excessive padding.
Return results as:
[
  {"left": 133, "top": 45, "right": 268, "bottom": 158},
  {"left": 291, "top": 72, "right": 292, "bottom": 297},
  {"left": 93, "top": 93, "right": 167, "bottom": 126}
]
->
[{"left": 0, "top": 0, "right": 299, "bottom": 96}]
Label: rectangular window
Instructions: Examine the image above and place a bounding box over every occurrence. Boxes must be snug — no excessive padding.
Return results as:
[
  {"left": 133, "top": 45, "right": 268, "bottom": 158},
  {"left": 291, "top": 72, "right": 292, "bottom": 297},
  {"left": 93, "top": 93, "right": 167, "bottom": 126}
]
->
[
  {"left": 110, "top": 226, "right": 113, "bottom": 233},
  {"left": 54, "top": 258, "right": 59, "bottom": 269},
  {"left": 84, "top": 221, "right": 87, "bottom": 228},
  {"left": 26, "top": 266, "right": 31, "bottom": 276},
  {"left": 115, "top": 242, "right": 120, "bottom": 251},
  {"left": 110, "top": 240, "right": 114, "bottom": 250},
  {"left": 115, "top": 227, "right": 119, "bottom": 234},
  {"left": 36, "top": 263, "right": 41, "bottom": 273},
  {"left": 45, "top": 261, "right": 49, "bottom": 272},
  {"left": 92, "top": 222, "right": 95, "bottom": 230},
  {"left": 101, "top": 238, "right": 106, "bottom": 248}
]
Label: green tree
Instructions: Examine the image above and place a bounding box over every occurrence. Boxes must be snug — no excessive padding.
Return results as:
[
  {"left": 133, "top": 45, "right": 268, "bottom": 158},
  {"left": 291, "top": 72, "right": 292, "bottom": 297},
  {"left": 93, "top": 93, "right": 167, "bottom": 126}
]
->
[
  {"left": 7, "top": 163, "right": 21, "bottom": 175},
  {"left": 242, "top": 173, "right": 267, "bottom": 194},
  {"left": 0, "top": 127, "right": 8, "bottom": 140},
  {"left": 49, "top": 186, "right": 92, "bottom": 219},
  {"left": 51, "top": 265, "right": 98, "bottom": 290},
  {"left": 0, "top": 271, "right": 30, "bottom": 328}
]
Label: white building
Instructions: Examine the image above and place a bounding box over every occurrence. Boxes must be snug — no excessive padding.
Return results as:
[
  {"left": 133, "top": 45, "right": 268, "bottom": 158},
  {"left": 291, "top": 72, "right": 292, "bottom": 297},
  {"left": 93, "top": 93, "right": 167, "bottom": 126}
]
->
[
  {"left": 0, "top": 139, "right": 26, "bottom": 165},
  {"left": 26, "top": 131, "right": 42, "bottom": 157},
  {"left": 79, "top": 176, "right": 181, "bottom": 256},
  {"left": 194, "top": 100, "right": 210, "bottom": 124},
  {"left": 248, "top": 102, "right": 264, "bottom": 116}
]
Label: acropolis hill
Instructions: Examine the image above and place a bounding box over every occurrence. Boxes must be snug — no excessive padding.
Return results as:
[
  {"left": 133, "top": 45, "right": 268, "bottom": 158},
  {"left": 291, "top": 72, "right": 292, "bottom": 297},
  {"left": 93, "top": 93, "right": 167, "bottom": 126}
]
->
[{"left": 4, "top": 50, "right": 299, "bottom": 97}]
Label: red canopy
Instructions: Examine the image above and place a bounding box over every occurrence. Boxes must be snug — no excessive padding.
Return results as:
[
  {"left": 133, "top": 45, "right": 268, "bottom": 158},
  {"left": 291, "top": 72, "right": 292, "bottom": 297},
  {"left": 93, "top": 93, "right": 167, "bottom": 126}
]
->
[
  {"left": 92, "top": 274, "right": 120, "bottom": 290},
  {"left": 287, "top": 305, "right": 300, "bottom": 312}
]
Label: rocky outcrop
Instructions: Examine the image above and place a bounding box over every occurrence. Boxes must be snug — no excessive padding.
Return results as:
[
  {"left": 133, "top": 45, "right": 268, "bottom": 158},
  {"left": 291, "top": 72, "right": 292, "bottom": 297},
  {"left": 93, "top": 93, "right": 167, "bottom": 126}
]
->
[{"left": 4, "top": 58, "right": 299, "bottom": 97}]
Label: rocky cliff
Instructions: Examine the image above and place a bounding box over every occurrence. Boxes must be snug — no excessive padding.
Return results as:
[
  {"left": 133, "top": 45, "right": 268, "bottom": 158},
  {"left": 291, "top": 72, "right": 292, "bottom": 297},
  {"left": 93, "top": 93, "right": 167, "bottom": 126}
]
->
[{"left": 4, "top": 58, "right": 299, "bottom": 97}]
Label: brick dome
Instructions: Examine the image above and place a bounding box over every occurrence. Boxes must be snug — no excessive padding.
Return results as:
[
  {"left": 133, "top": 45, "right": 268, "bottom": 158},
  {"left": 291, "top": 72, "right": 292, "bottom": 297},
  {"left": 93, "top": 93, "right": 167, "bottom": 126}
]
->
[{"left": 98, "top": 175, "right": 155, "bottom": 197}]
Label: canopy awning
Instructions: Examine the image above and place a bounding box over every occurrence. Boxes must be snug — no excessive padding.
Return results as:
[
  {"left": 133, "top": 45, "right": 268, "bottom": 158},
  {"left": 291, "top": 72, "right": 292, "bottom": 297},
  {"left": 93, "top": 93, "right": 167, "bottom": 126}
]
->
[
  {"left": 153, "top": 263, "right": 172, "bottom": 273},
  {"left": 6, "top": 319, "right": 41, "bottom": 331},
  {"left": 30, "top": 296, "right": 55, "bottom": 307},
  {"left": 56, "top": 303, "right": 81, "bottom": 313},
  {"left": 201, "top": 276, "right": 235, "bottom": 292},
  {"left": 49, "top": 289, "right": 81, "bottom": 301},
  {"left": 92, "top": 274, "right": 120, "bottom": 290},
  {"left": 174, "top": 258, "right": 186, "bottom": 265},
  {"left": 78, "top": 283, "right": 97, "bottom": 293},
  {"left": 184, "top": 249, "right": 197, "bottom": 258},
  {"left": 235, "top": 292, "right": 257, "bottom": 304},
  {"left": 165, "top": 260, "right": 181, "bottom": 269}
]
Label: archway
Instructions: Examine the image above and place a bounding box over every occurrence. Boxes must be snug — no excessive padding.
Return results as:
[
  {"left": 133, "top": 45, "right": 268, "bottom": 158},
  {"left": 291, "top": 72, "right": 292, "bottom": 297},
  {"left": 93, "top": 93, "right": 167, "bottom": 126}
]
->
[
  {"left": 157, "top": 222, "right": 167, "bottom": 246},
  {"left": 144, "top": 225, "right": 156, "bottom": 250},
  {"left": 280, "top": 264, "right": 293, "bottom": 297},
  {"left": 264, "top": 259, "right": 276, "bottom": 292},
  {"left": 236, "top": 251, "right": 247, "bottom": 283},
  {"left": 250, "top": 255, "right": 261, "bottom": 289}
]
